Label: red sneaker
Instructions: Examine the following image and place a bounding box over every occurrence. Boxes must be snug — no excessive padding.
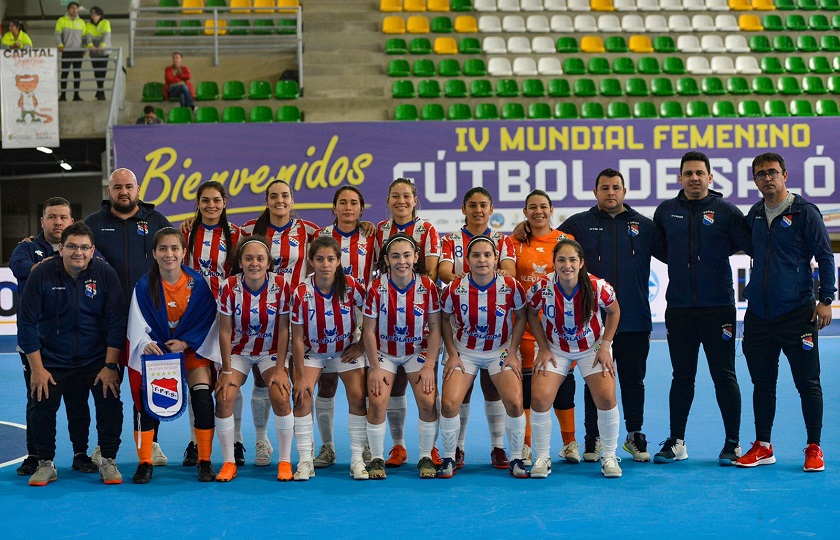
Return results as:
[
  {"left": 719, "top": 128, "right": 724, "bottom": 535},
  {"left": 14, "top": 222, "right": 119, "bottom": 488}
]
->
[
  {"left": 804, "top": 443, "right": 825, "bottom": 472},
  {"left": 491, "top": 447, "right": 510, "bottom": 469},
  {"left": 455, "top": 447, "right": 465, "bottom": 469},
  {"left": 736, "top": 441, "right": 776, "bottom": 468},
  {"left": 430, "top": 446, "right": 443, "bottom": 467}
]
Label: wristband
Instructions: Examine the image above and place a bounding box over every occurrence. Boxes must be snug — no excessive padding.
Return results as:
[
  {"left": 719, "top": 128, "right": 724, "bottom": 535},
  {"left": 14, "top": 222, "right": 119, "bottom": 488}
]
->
[
  {"left": 221, "top": 370, "right": 233, "bottom": 375},
  {"left": 601, "top": 339, "right": 613, "bottom": 345},
  {"left": 103, "top": 363, "right": 118, "bottom": 371}
]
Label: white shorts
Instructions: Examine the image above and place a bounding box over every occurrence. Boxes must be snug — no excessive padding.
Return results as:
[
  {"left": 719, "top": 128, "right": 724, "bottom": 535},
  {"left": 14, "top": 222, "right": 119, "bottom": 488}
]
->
[
  {"left": 374, "top": 351, "right": 429, "bottom": 374},
  {"left": 452, "top": 343, "right": 511, "bottom": 377},
  {"left": 542, "top": 342, "right": 611, "bottom": 379},
  {"left": 230, "top": 353, "right": 286, "bottom": 376},
  {"left": 304, "top": 351, "right": 366, "bottom": 374}
]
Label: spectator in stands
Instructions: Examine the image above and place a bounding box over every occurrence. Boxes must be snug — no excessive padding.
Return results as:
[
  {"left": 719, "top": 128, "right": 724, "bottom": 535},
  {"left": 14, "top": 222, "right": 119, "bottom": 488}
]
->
[
  {"left": 1, "top": 19, "right": 33, "bottom": 50},
  {"left": 137, "top": 105, "right": 164, "bottom": 125},
  {"left": 85, "top": 6, "right": 111, "bottom": 101},
  {"left": 55, "top": 1, "right": 87, "bottom": 102},
  {"left": 164, "top": 52, "right": 195, "bottom": 112}
]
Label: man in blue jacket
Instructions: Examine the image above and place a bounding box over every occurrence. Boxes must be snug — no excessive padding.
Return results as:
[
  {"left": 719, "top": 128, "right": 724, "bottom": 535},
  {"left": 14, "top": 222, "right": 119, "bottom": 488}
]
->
[
  {"left": 653, "top": 151, "right": 751, "bottom": 466},
  {"left": 10, "top": 197, "right": 95, "bottom": 476},
  {"left": 18, "top": 222, "right": 127, "bottom": 486},
  {"left": 559, "top": 168, "right": 662, "bottom": 463},
  {"left": 736, "top": 152, "right": 834, "bottom": 472}
]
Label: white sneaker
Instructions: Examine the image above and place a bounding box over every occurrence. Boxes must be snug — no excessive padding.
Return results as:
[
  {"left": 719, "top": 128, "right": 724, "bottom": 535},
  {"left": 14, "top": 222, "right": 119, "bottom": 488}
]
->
[
  {"left": 152, "top": 442, "right": 168, "bottom": 466},
  {"left": 350, "top": 459, "right": 369, "bottom": 480},
  {"left": 294, "top": 460, "right": 315, "bottom": 481},
  {"left": 582, "top": 436, "right": 601, "bottom": 462},
  {"left": 255, "top": 439, "right": 273, "bottom": 467},
  {"left": 601, "top": 455, "right": 623, "bottom": 478},
  {"left": 560, "top": 441, "right": 581, "bottom": 464},
  {"left": 530, "top": 456, "right": 552, "bottom": 478},
  {"left": 522, "top": 444, "right": 533, "bottom": 467},
  {"left": 90, "top": 445, "right": 102, "bottom": 466}
]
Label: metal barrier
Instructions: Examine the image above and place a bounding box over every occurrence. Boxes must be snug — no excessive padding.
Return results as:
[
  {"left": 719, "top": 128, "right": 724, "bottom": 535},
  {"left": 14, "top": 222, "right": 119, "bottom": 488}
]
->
[
  {"left": 53, "top": 47, "right": 122, "bottom": 99},
  {"left": 105, "top": 47, "right": 127, "bottom": 181}
]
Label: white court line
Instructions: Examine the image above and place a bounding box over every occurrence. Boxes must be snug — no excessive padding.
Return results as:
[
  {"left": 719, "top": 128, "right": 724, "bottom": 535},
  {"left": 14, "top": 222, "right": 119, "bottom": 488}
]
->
[{"left": 0, "top": 420, "right": 27, "bottom": 468}]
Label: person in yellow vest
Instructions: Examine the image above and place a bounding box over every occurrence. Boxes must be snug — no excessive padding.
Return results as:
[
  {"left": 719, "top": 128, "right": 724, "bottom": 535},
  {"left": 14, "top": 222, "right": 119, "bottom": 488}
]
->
[
  {"left": 55, "top": 2, "right": 87, "bottom": 102},
  {"left": 1, "top": 19, "right": 33, "bottom": 50},
  {"left": 85, "top": 7, "right": 111, "bottom": 101}
]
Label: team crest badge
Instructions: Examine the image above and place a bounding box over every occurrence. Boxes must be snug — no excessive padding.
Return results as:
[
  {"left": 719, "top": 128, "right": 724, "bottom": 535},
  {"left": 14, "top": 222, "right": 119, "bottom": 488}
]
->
[
  {"left": 267, "top": 304, "right": 277, "bottom": 316},
  {"left": 495, "top": 306, "right": 507, "bottom": 317},
  {"left": 187, "top": 278, "right": 195, "bottom": 290},
  {"left": 141, "top": 352, "right": 187, "bottom": 421},
  {"left": 628, "top": 223, "right": 639, "bottom": 237},
  {"left": 413, "top": 305, "right": 425, "bottom": 316},
  {"left": 84, "top": 281, "right": 97, "bottom": 299},
  {"left": 340, "top": 304, "right": 351, "bottom": 315},
  {"left": 137, "top": 222, "right": 148, "bottom": 235},
  {"left": 289, "top": 237, "right": 300, "bottom": 247},
  {"left": 702, "top": 212, "right": 715, "bottom": 225},
  {"left": 358, "top": 245, "right": 367, "bottom": 256},
  {"left": 722, "top": 324, "right": 733, "bottom": 340},
  {"left": 781, "top": 215, "right": 792, "bottom": 228},
  {"left": 802, "top": 334, "right": 814, "bottom": 351}
]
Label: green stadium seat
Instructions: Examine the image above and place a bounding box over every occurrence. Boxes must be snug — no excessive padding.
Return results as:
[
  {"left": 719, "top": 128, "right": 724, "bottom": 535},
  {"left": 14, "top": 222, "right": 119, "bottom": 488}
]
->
[
  {"left": 222, "top": 106, "right": 246, "bottom": 123},
  {"left": 168, "top": 107, "right": 193, "bottom": 124},
  {"left": 798, "top": 35, "right": 820, "bottom": 52},
  {"left": 195, "top": 81, "right": 220, "bottom": 101},
  {"left": 798, "top": 0, "right": 819, "bottom": 8},
  {"left": 773, "top": 35, "right": 796, "bottom": 53},
  {"left": 633, "top": 101, "right": 658, "bottom": 118},
  {"left": 413, "top": 59, "right": 436, "bottom": 76},
  {"left": 752, "top": 76, "right": 777, "bottom": 94},
  {"left": 777, "top": 76, "right": 802, "bottom": 94},
  {"left": 248, "top": 80, "right": 272, "bottom": 99},
  {"left": 277, "top": 20, "right": 297, "bottom": 35},
  {"left": 637, "top": 57, "right": 661, "bottom": 75},
  {"left": 459, "top": 37, "right": 481, "bottom": 54},
  {"left": 386, "top": 38, "right": 409, "bottom": 54},
  {"left": 527, "top": 103, "right": 553, "bottom": 119},
  {"left": 727, "top": 77, "right": 751, "bottom": 94},
  {"left": 556, "top": 37, "right": 579, "bottom": 53},
  {"left": 418, "top": 79, "right": 442, "bottom": 98},
  {"left": 749, "top": 35, "right": 773, "bottom": 52},
  {"left": 142, "top": 82, "right": 165, "bottom": 102},
  {"left": 660, "top": 101, "right": 685, "bottom": 118},
  {"left": 607, "top": 102, "right": 632, "bottom": 119},
  {"left": 663, "top": 58, "right": 685, "bottom": 76},
  {"left": 785, "top": 57, "right": 809, "bottom": 74},
  {"left": 738, "top": 100, "right": 763, "bottom": 117},
  {"left": 786, "top": 14, "right": 808, "bottom": 31},
  {"left": 521, "top": 79, "right": 546, "bottom": 98},
  {"left": 834, "top": 15, "right": 840, "bottom": 29},
  {"left": 222, "top": 80, "right": 246, "bottom": 100},
  {"left": 444, "top": 79, "right": 468, "bottom": 97},
  {"left": 764, "top": 99, "right": 789, "bottom": 116},
  {"left": 763, "top": 15, "right": 784, "bottom": 31},
  {"left": 774, "top": 0, "right": 796, "bottom": 8},
  {"left": 581, "top": 102, "right": 605, "bottom": 119},
  {"left": 562, "top": 58, "right": 586, "bottom": 75},
  {"left": 438, "top": 59, "right": 461, "bottom": 76},
  {"left": 761, "top": 57, "right": 784, "bottom": 74},
  {"left": 809, "top": 56, "right": 833, "bottom": 74},
  {"left": 822, "top": 0, "right": 840, "bottom": 9},
  {"left": 389, "top": 59, "right": 411, "bottom": 77},
  {"left": 154, "top": 107, "right": 165, "bottom": 121},
  {"left": 470, "top": 79, "right": 493, "bottom": 97},
  {"left": 410, "top": 38, "right": 433, "bottom": 54},
  {"left": 790, "top": 100, "right": 815, "bottom": 116},
  {"left": 677, "top": 78, "right": 701, "bottom": 96},
  {"left": 835, "top": 57, "right": 840, "bottom": 71},
  {"left": 701, "top": 77, "right": 726, "bottom": 96},
  {"left": 587, "top": 57, "right": 611, "bottom": 75},
  {"left": 600, "top": 78, "right": 623, "bottom": 97},
  {"left": 554, "top": 102, "right": 579, "bottom": 119},
  {"left": 274, "top": 80, "right": 299, "bottom": 100},
  {"left": 821, "top": 35, "right": 840, "bottom": 52},
  {"left": 448, "top": 103, "right": 472, "bottom": 120},
  {"left": 194, "top": 106, "right": 219, "bottom": 123},
  {"left": 574, "top": 79, "right": 597, "bottom": 97},
  {"left": 625, "top": 78, "right": 649, "bottom": 97},
  {"left": 816, "top": 99, "right": 840, "bottom": 115},
  {"left": 249, "top": 106, "right": 274, "bottom": 122},
  {"left": 431, "top": 16, "right": 453, "bottom": 33},
  {"left": 392, "top": 80, "right": 416, "bottom": 98},
  {"left": 276, "top": 105, "right": 302, "bottom": 122},
  {"left": 252, "top": 20, "right": 275, "bottom": 34},
  {"left": 548, "top": 79, "right": 572, "bottom": 97},
  {"left": 612, "top": 57, "right": 636, "bottom": 75},
  {"left": 686, "top": 101, "right": 711, "bottom": 118},
  {"left": 605, "top": 36, "right": 628, "bottom": 53},
  {"left": 228, "top": 20, "right": 250, "bottom": 35},
  {"left": 496, "top": 79, "right": 519, "bottom": 97},
  {"left": 829, "top": 76, "right": 840, "bottom": 93},
  {"left": 181, "top": 20, "right": 202, "bottom": 36},
  {"left": 451, "top": 0, "right": 474, "bottom": 11},
  {"left": 474, "top": 103, "right": 499, "bottom": 120},
  {"left": 810, "top": 15, "right": 831, "bottom": 30},
  {"left": 158, "top": 0, "right": 179, "bottom": 11},
  {"left": 654, "top": 36, "right": 677, "bottom": 53},
  {"left": 501, "top": 103, "right": 526, "bottom": 120},
  {"left": 463, "top": 59, "right": 487, "bottom": 76},
  {"left": 156, "top": 20, "right": 177, "bottom": 36},
  {"left": 803, "top": 76, "right": 828, "bottom": 94},
  {"left": 651, "top": 77, "right": 675, "bottom": 97},
  {"left": 421, "top": 103, "right": 446, "bottom": 120},
  {"left": 712, "top": 100, "right": 738, "bottom": 117}
]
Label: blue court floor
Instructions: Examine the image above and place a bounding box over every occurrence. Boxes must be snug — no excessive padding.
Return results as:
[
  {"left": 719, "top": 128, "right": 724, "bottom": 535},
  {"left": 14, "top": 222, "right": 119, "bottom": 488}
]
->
[{"left": 1, "top": 330, "right": 839, "bottom": 539}]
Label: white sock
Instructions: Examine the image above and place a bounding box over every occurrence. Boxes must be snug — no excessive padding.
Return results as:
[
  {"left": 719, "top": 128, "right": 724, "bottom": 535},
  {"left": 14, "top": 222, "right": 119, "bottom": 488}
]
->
[
  {"left": 233, "top": 389, "right": 244, "bottom": 444},
  {"left": 457, "top": 403, "right": 470, "bottom": 448},
  {"left": 348, "top": 414, "right": 368, "bottom": 462},
  {"left": 294, "top": 414, "right": 313, "bottom": 464},
  {"left": 505, "top": 413, "right": 526, "bottom": 460},
  {"left": 215, "top": 415, "right": 235, "bottom": 464},
  {"left": 440, "top": 415, "right": 460, "bottom": 459},
  {"left": 366, "top": 421, "right": 387, "bottom": 461},
  {"left": 530, "top": 409, "right": 553, "bottom": 459},
  {"left": 418, "top": 419, "right": 437, "bottom": 459},
  {"left": 315, "top": 396, "right": 335, "bottom": 449},
  {"left": 485, "top": 399, "right": 506, "bottom": 449},
  {"left": 386, "top": 395, "right": 407, "bottom": 448},
  {"left": 188, "top": 398, "right": 197, "bottom": 444},
  {"left": 597, "top": 406, "right": 620, "bottom": 458},
  {"left": 275, "top": 413, "right": 294, "bottom": 462},
  {"left": 251, "top": 386, "right": 270, "bottom": 442}
]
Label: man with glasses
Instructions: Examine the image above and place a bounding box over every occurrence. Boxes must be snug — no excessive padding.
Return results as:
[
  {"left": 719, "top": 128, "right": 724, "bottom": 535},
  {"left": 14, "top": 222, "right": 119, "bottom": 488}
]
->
[
  {"left": 737, "top": 153, "right": 834, "bottom": 472},
  {"left": 18, "top": 222, "right": 127, "bottom": 486}
]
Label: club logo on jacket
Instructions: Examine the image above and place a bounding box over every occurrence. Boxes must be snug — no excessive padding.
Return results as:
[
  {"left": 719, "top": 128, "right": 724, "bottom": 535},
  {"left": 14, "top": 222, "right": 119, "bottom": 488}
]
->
[
  {"left": 781, "top": 215, "right": 792, "bottom": 228},
  {"left": 802, "top": 334, "right": 814, "bottom": 351},
  {"left": 722, "top": 324, "right": 733, "bottom": 340},
  {"left": 628, "top": 222, "right": 639, "bottom": 237},
  {"left": 84, "top": 280, "right": 97, "bottom": 299},
  {"left": 137, "top": 222, "right": 148, "bottom": 235},
  {"left": 702, "top": 212, "right": 715, "bottom": 225}
]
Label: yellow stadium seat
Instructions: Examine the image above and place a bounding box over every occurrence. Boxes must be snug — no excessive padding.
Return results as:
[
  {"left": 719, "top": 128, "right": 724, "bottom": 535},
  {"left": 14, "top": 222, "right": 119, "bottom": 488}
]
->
[
  {"left": 404, "top": 0, "right": 428, "bottom": 10},
  {"left": 591, "top": 0, "right": 616, "bottom": 10},
  {"left": 434, "top": 36, "right": 458, "bottom": 54},
  {"left": 253, "top": 0, "right": 275, "bottom": 13},
  {"left": 381, "top": 0, "right": 403, "bottom": 11},
  {"left": 230, "top": 0, "right": 251, "bottom": 13},
  {"left": 383, "top": 15, "right": 407, "bottom": 33},
  {"left": 728, "top": 0, "right": 751, "bottom": 9},
  {"left": 454, "top": 15, "right": 478, "bottom": 32},
  {"left": 276, "top": 0, "right": 300, "bottom": 6},
  {"left": 628, "top": 35, "right": 654, "bottom": 52},
  {"left": 751, "top": 0, "right": 776, "bottom": 8},
  {"left": 581, "top": 35, "right": 606, "bottom": 52},
  {"left": 738, "top": 14, "right": 763, "bottom": 31},
  {"left": 182, "top": 0, "right": 203, "bottom": 14},
  {"left": 204, "top": 19, "right": 227, "bottom": 35},
  {"left": 428, "top": 0, "right": 451, "bottom": 11},
  {"left": 407, "top": 15, "right": 431, "bottom": 33}
]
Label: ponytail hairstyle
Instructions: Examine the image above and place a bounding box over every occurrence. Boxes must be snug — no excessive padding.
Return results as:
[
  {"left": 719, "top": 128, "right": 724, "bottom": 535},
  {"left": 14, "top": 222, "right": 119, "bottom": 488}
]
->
[
  {"left": 522, "top": 189, "right": 553, "bottom": 245},
  {"left": 553, "top": 238, "right": 594, "bottom": 323},
  {"left": 188, "top": 181, "right": 234, "bottom": 262},
  {"left": 308, "top": 235, "right": 347, "bottom": 302},
  {"left": 387, "top": 178, "right": 419, "bottom": 221},
  {"left": 379, "top": 232, "right": 419, "bottom": 275},
  {"left": 332, "top": 185, "right": 365, "bottom": 227},
  {"left": 230, "top": 235, "right": 274, "bottom": 276},
  {"left": 252, "top": 179, "right": 293, "bottom": 238},
  {"left": 149, "top": 227, "right": 186, "bottom": 310},
  {"left": 462, "top": 186, "right": 493, "bottom": 226}
]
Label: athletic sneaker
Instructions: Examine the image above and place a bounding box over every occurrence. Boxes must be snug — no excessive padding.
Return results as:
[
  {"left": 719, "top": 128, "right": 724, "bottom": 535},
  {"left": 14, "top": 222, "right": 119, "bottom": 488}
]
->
[
  {"left": 197, "top": 460, "right": 215, "bottom": 482},
  {"left": 385, "top": 445, "right": 407, "bottom": 468},
  {"left": 530, "top": 456, "right": 552, "bottom": 478},
  {"left": 804, "top": 443, "right": 825, "bottom": 472},
  {"left": 491, "top": 447, "right": 510, "bottom": 469},
  {"left": 234, "top": 442, "right": 246, "bottom": 467},
  {"left": 350, "top": 459, "right": 369, "bottom": 480},
  {"left": 182, "top": 442, "right": 198, "bottom": 466},
  {"left": 363, "top": 443, "right": 372, "bottom": 467},
  {"left": 522, "top": 444, "right": 533, "bottom": 467},
  {"left": 151, "top": 442, "right": 168, "bottom": 466},
  {"left": 455, "top": 447, "right": 465, "bottom": 469},
  {"left": 431, "top": 446, "right": 443, "bottom": 467},
  {"left": 72, "top": 453, "right": 98, "bottom": 473},
  {"left": 736, "top": 441, "right": 775, "bottom": 468},
  {"left": 294, "top": 460, "right": 315, "bottom": 481},
  {"left": 28, "top": 460, "right": 57, "bottom": 486},
  {"left": 582, "top": 436, "right": 601, "bottom": 463},
  {"left": 601, "top": 455, "right": 623, "bottom": 478},
  {"left": 509, "top": 458, "right": 529, "bottom": 479},
  {"left": 277, "top": 461, "right": 293, "bottom": 481},
  {"left": 718, "top": 439, "right": 742, "bottom": 466},
  {"left": 216, "top": 462, "right": 237, "bottom": 482},
  {"left": 436, "top": 457, "right": 456, "bottom": 479},
  {"left": 623, "top": 433, "right": 651, "bottom": 462},
  {"left": 254, "top": 439, "right": 273, "bottom": 467},
  {"left": 417, "top": 456, "right": 437, "bottom": 478},
  {"left": 560, "top": 441, "right": 581, "bottom": 464},
  {"left": 368, "top": 458, "right": 387, "bottom": 480},
  {"left": 90, "top": 445, "right": 102, "bottom": 466},
  {"left": 313, "top": 444, "right": 336, "bottom": 468},
  {"left": 17, "top": 455, "right": 38, "bottom": 476},
  {"left": 654, "top": 438, "right": 688, "bottom": 463},
  {"left": 99, "top": 458, "right": 123, "bottom": 485},
  {"left": 132, "top": 462, "right": 153, "bottom": 484}
]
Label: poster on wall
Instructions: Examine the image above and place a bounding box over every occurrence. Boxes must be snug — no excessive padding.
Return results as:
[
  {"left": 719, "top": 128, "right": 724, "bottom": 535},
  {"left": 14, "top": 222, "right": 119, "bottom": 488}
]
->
[{"left": 1, "top": 48, "right": 60, "bottom": 149}]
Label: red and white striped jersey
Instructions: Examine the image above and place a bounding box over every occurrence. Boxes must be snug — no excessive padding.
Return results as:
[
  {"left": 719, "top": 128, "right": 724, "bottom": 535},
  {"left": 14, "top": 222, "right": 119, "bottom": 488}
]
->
[
  {"left": 241, "top": 218, "right": 319, "bottom": 285},
  {"left": 441, "top": 273, "right": 526, "bottom": 352},
  {"left": 218, "top": 272, "right": 291, "bottom": 356},
  {"left": 526, "top": 274, "right": 615, "bottom": 354},
  {"left": 290, "top": 274, "right": 366, "bottom": 355},
  {"left": 440, "top": 227, "right": 516, "bottom": 276},
  {"left": 184, "top": 222, "right": 242, "bottom": 297},
  {"left": 364, "top": 273, "right": 440, "bottom": 357},
  {"left": 317, "top": 224, "right": 376, "bottom": 289},
  {"left": 375, "top": 218, "right": 441, "bottom": 269}
]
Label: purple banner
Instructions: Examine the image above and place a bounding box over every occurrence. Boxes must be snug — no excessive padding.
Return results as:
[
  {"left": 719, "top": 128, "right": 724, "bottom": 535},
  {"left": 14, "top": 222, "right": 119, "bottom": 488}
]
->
[{"left": 114, "top": 118, "right": 840, "bottom": 232}]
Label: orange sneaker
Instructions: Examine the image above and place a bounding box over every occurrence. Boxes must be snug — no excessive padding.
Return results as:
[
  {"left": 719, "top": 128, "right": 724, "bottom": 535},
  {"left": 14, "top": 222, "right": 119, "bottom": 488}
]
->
[
  {"left": 277, "top": 461, "right": 293, "bottom": 481},
  {"left": 804, "top": 443, "right": 825, "bottom": 472},
  {"left": 431, "top": 446, "right": 443, "bottom": 467},
  {"left": 385, "top": 445, "right": 408, "bottom": 468},
  {"left": 215, "top": 462, "right": 237, "bottom": 482}
]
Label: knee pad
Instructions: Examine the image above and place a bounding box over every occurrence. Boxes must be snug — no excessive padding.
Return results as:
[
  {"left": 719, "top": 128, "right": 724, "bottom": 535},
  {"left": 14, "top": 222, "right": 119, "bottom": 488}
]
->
[
  {"left": 522, "top": 372, "right": 532, "bottom": 410},
  {"left": 190, "top": 384, "right": 215, "bottom": 430},
  {"left": 554, "top": 373, "right": 576, "bottom": 410}
]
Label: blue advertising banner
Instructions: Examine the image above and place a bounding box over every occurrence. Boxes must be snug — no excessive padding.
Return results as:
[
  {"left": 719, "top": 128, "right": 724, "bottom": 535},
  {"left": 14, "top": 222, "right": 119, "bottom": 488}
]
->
[{"left": 114, "top": 118, "right": 840, "bottom": 232}]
